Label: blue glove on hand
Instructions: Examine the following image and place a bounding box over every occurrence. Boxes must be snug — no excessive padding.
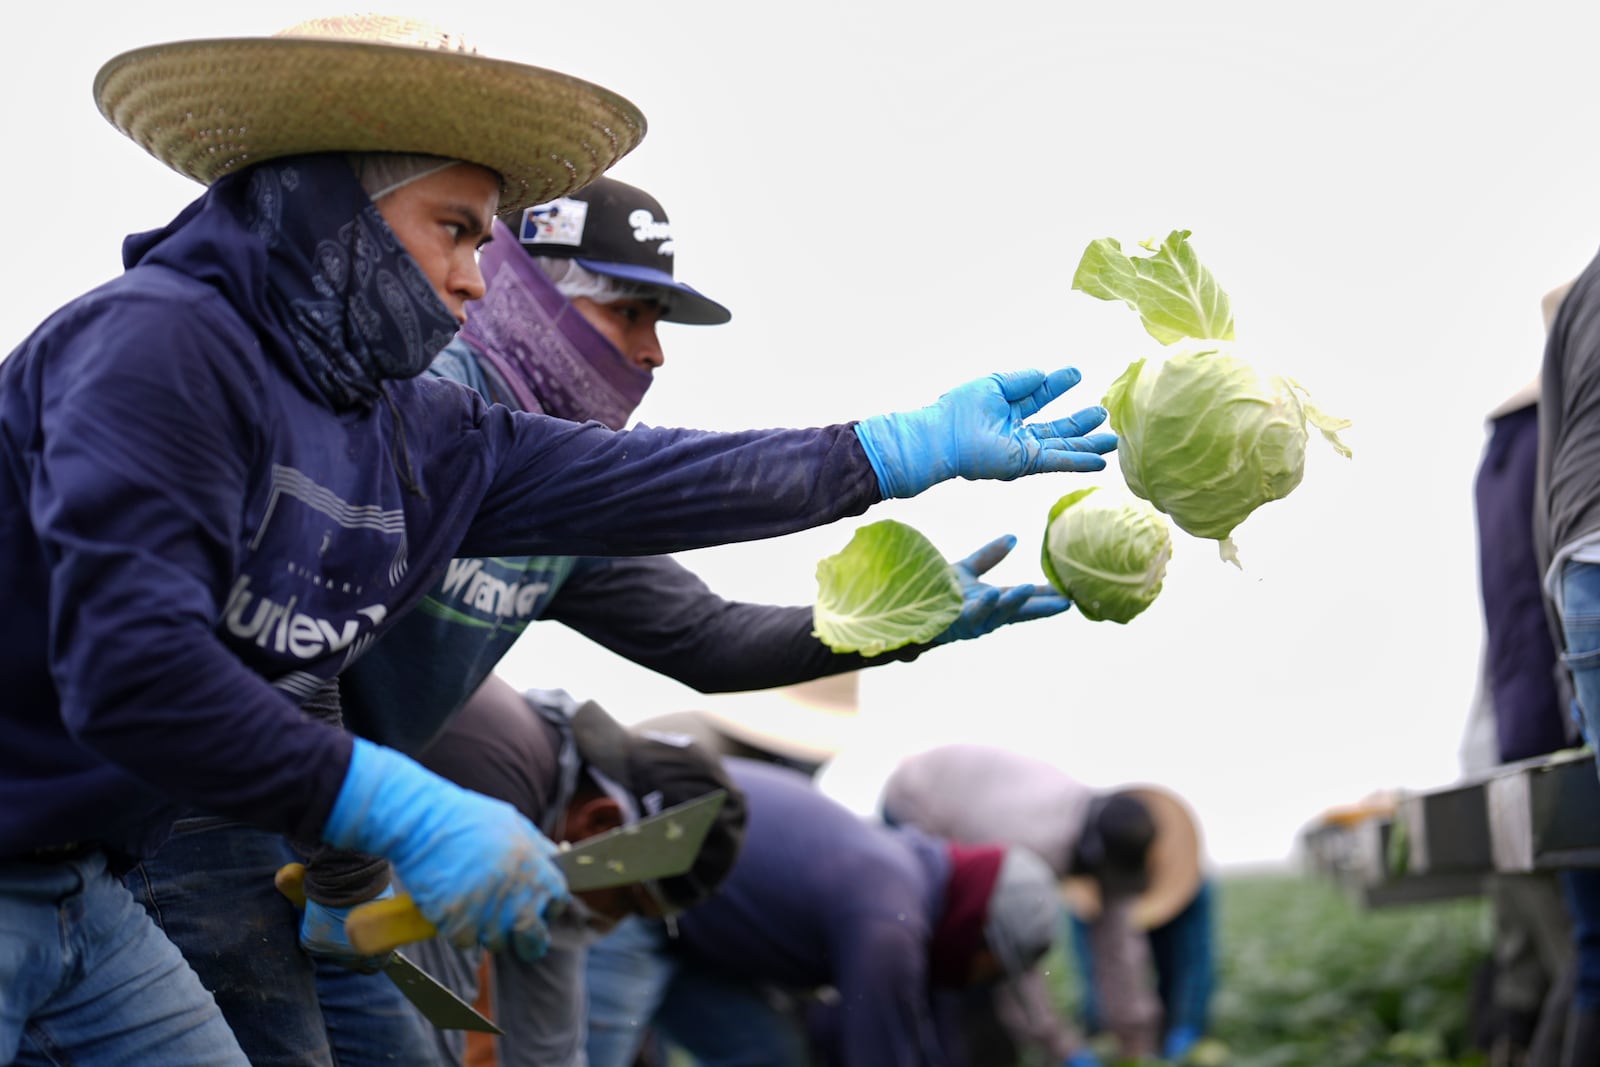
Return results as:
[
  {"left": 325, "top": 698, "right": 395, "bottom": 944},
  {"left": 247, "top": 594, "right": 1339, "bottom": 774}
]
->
[
  {"left": 933, "top": 534, "right": 1070, "bottom": 644},
  {"left": 300, "top": 887, "right": 397, "bottom": 974},
  {"left": 323, "top": 738, "right": 571, "bottom": 962},
  {"left": 853, "top": 367, "right": 1117, "bottom": 499},
  {"left": 1163, "top": 1024, "right": 1202, "bottom": 1061},
  {"left": 1063, "top": 1050, "right": 1103, "bottom": 1067}
]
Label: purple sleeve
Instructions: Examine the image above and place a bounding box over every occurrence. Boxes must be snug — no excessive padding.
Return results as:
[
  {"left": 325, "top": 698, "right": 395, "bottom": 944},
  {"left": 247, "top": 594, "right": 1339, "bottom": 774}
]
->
[
  {"left": 35, "top": 298, "right": 352, "bottom": 840},
  {"left": 544, "top": 555, "right": 926, "bottom": 692}
]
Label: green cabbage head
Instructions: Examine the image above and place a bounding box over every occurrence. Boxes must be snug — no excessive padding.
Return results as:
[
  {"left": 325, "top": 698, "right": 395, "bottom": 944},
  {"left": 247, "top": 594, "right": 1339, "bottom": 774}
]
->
[
  {"left": 1074, "top": 229, "right": 1352, "bottom": 566},
  {"left": 1041, "top": 486, "right": 1171, "bottom": 624},
  {"left": 1104, "top": 342, "right": 1351, "bottom": 565}
]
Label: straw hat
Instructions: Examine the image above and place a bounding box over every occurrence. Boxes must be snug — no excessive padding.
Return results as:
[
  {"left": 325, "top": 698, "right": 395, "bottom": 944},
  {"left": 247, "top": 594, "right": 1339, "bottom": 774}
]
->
[
  {"left": 692, "top": 671, "right": 864, "bottom": 767},
  {"left": 1061, "top": 785, "right": 1204, "bottom": 930},
  {"left": 92, "top": 14, "right": 646, "bottom": 215}
]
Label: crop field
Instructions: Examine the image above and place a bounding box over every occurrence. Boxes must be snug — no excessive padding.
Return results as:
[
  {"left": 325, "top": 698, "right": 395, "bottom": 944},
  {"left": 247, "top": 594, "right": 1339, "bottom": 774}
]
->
[
  {"left": 661, "top": 870, "right": 1493, "bottom": 1067},
  {"left": 1045, "top": 870, "right": 1493, "bottom": 1067}
]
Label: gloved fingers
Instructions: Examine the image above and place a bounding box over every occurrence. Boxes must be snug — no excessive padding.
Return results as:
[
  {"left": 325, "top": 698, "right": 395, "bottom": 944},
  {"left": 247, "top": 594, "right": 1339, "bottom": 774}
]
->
[
  {"left": 991, "top": 367, "right": 1083, "bottom": 416},
  {"left": 1029, "top": 449, "right": 1110, "bottom": 474},
  {"left": 507, "top": 907, "right": 555, "bottom": 963},
  {"left": 299, "top": 898, "right": 396, "bottom": 973},
  {"left": 943, "top": 583, "right": 1070, "bottom": 643},
  {"left": 952, "top": 534, "right": 1018, "bottom": 580},
  {"left": 1001, "top": 584, "right": 1072, "bottom": 622},
  {"left": 1162, "top": 1024, "right": 1202, "bottom": 1059},
  {"left": 961, "top": 585, "right": 1003, "bottom": 621},
  {"left": 437, "top": 888, "right": 550, "bottom": 957},
  {"left": 1034, "top": 431, "right": 1119, "bottom": 456},
  {"left": 969, "top": 584, "right": 1070, "bottom": 630},
  {"left": 1027, "top": 405, "right": 1111, "bottom": 441}
]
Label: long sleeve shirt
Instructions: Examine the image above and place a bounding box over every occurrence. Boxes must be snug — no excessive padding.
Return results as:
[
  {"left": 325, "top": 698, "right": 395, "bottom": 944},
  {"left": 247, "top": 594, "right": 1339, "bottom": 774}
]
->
[{"left": 0, "top": 198, "right": 880, "bottom": 861}]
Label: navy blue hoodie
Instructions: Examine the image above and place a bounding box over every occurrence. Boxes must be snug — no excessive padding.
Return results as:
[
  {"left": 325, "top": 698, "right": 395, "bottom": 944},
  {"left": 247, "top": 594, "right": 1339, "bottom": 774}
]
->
[{"left": 0, "top": 157, "right": 878, "bottom": 860}]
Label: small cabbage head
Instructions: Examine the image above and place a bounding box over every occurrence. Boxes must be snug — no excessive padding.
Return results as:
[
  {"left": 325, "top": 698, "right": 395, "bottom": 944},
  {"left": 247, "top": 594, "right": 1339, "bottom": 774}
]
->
[
  {"left": 1041, "top": 486, "right": 1171, "bottom": 624},
  {"left": 1104, "top": 341, "right": 1351, "bottom": 566}
]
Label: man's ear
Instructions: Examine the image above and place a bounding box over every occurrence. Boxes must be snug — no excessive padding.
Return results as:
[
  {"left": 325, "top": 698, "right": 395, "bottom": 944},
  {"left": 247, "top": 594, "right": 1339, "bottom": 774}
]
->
[{"left": 564, "top": 795, "right": 625, "bottom": 842}]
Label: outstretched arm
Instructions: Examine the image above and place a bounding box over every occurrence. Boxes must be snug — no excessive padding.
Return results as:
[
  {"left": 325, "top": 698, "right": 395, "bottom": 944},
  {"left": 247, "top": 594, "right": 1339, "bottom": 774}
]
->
[{"left": 465, "top": 368, "right": 1116, "bottom": 560}]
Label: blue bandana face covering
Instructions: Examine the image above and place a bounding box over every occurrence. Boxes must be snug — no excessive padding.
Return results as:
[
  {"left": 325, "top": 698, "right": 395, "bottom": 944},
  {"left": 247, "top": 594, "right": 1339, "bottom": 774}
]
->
[
  {"left": 116, "top": 154, "right": 466, "bottom": 497},
  {"left": 123, "top": 153, "right": 463, "bottom": 411},
  {"left": 243, "top": 155, "right": 464, "bottom": 408}
]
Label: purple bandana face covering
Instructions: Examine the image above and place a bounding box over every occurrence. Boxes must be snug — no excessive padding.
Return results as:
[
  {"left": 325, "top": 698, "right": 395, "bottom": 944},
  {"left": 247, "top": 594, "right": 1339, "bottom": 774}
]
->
[{"left": 456, "top": 219, "right": 651, "bottom": 428}]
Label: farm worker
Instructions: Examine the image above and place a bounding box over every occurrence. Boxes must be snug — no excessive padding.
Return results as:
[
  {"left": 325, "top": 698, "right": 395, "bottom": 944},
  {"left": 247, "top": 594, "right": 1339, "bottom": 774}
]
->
[
  {"left": 881, "top": 743, "right": 1215, "bottom": 1066},
  {"left": 1531, "top": 269, "right": 1600, "bottom": 1067},
  {"left": 584, "top": 758, "right": 1062, "bottom": 1067},
  {"left": 404, "top": 681, "right": 748, "bottom": 1067},
  {"left": 0, "top": 11, "right": 1118, "bottom": 1063},
  {"left": 128, "top": 165, "right": 1098, "bottom": 1065}
]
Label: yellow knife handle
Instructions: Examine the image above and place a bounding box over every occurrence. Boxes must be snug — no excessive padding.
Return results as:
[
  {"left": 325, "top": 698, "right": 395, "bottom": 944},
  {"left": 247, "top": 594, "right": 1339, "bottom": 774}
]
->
[
  {"left": 346, "top": 893, "right": 439, "bottom": 955},
  {"left": 278, "top": 863, "right": 434, "bottom": 955},
  {"left": 274, "top": 862, "right": 308, "bottom": 908}
]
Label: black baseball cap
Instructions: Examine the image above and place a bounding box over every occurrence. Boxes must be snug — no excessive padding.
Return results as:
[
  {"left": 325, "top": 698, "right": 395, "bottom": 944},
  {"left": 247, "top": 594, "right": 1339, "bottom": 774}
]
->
[
  {"left": 569, "top": 700, "right": 747, "bottom": 911},
  {"left": 503, "top": 176, "right": 732, "bottom": 326}
]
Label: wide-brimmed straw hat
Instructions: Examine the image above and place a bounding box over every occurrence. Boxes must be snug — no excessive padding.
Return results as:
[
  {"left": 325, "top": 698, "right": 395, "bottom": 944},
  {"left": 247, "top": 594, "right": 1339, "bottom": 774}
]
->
[
  {"left": 635, "top": 672, "right": 862, "bottom": 770},
  {"left": 695, "top": 671, "right": 863, "bottom": 767},
  {"left": 92, "top": 14, "right": 646, "bottom": 215},
  {"left": 1062, "top": 785, "right": 1204, "bottom": 930}
]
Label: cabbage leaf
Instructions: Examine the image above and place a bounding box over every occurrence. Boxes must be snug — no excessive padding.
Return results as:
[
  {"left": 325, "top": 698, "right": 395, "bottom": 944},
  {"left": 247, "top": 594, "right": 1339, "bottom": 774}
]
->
[
  {"left": 1073, "top": 229, "right": 1234, "bottom": 345},
  {"left": 812, "top": 520, "right": 963, "bottom": 655}
]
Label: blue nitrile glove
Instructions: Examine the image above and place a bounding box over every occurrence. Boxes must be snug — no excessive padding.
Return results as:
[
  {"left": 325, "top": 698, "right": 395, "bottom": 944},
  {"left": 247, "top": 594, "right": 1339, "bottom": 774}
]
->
[
  {"left": 1063, "top": 1050, "right": 1103, "bottom": 1067},
  {"left": 300, "top": 887, "right": 397, "bottom": 974},
  {"left": 932, "top": 534, "right": 1070, "bottom": 644},
  {"left": 323, "top": 738, "right": 571, "bottom": 962},
  {"left": 1163, "top": 1025, "right": 1201, "bottom": 1061},
  {"left": 853, "top": 367, "right": 1117, "bottom": 499}
]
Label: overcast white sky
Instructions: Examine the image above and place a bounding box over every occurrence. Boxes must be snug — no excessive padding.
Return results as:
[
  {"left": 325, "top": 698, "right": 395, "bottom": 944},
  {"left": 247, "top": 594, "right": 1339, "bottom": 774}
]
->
[{"left": 7, "top": 2, "right": 1600, "bottom": 868}]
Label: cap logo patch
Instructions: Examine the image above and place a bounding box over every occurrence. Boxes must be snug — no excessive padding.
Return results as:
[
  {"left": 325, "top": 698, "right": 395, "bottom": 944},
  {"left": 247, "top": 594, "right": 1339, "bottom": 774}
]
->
[
  {"left": 627, "top": 208, "right": 674, "bottom": 257},
  {"left": 519, "top": 197, "right": 588, "bottom": 247}
]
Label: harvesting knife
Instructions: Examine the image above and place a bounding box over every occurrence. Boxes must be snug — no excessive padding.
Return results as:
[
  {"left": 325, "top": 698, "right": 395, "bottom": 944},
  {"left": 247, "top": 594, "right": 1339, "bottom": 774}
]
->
[
  {"left": 273, "top": 862, "right": 501, "bottom": 1034},
  {"left": 344, "top": 789, "right": 727, "bottom": 956}
]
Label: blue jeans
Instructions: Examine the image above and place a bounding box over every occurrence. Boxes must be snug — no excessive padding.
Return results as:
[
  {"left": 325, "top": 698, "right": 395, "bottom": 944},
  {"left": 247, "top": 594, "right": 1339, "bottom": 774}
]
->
[
  {"left": 1070, "top": 879, "right": 1216, "bottom": 1040},
  {"left": 0, "top": 849, "right": 247, "bottom": 1065},
  {"left": 1561, "top": 869, "right": 1600, "bottom": 1013},
  {"left": 585, "top": 916, "right": 809, "bottom": 1067},
  {"left": 123, "top": 817, "right": 434, "bottom": 1067},
  {"left": 1557, "top": 562, "right": 1600, "bottom": 1017},
  {"left": 1561, "top": 561, "right": 1600, "bottom": 759},
  {"left": 586, "top": 916, "right": 679, "bottom": 1067}
]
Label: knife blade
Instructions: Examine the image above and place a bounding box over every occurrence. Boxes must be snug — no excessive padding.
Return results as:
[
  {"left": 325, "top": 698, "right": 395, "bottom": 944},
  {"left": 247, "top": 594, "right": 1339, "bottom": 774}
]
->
[
  {"left": 382, "top": 951, "right": 503, "bottom": 1033},
  {"left": 557, "top": 789, "right": 726, "bottom": 891},
  {"left": 273, "top": 862, "right": 501, "bottom": 1034},
  {"left": 345, "top": 790, "right": 726, "bottom": 955}
]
